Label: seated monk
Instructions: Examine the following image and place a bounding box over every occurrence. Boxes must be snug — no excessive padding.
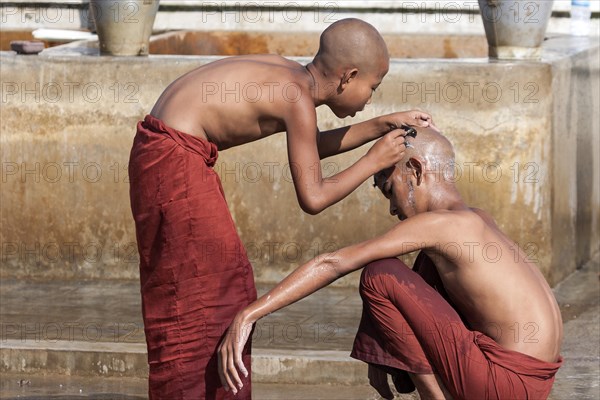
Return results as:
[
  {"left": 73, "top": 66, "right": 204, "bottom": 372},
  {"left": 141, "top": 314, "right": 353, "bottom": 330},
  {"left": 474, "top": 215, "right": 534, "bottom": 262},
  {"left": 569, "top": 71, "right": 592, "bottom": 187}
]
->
[{"left": 218, "top": 127, "right": 563, "bottom": 399}]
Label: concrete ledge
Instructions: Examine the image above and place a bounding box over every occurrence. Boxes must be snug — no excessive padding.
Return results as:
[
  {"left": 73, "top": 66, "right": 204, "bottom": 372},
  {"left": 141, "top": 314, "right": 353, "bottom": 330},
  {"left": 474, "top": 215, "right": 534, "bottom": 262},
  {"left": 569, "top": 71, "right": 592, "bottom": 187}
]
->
[
  {"left": 0, "top": 372, "right": 390, "bottom": 400},
  {"left": 1, "top": 339, "right": 148, "bottom": 378},
  {"left": 252, "top": 349, "right": 367, "bottom": 385},
  {"left": 0, "top": 340, "right": 366, "bottom": 384}
]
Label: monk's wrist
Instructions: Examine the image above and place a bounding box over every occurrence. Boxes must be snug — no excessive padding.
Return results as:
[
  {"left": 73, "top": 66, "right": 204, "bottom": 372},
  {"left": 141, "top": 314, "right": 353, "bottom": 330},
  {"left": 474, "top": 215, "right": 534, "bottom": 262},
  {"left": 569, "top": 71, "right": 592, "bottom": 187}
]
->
[
  {"left": 377, "top": 114, "right": 397, "bottom": 134},
  {"left": 359, "top": 153, "right": 381, "bottom": 176},
  {"left": 375, "top": 115, "right": 393, "bottom": 136},
  {"left": 239, "top": 305, "right": 261, "bottom": 326},
  {"left": 237, "top": 308, "right": 252, "bottom": 324}
]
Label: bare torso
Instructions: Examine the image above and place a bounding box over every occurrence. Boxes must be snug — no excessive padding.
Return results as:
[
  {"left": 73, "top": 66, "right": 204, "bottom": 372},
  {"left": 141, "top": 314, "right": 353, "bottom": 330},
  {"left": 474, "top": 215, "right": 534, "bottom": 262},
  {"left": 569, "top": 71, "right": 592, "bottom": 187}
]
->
[
  {"left": 150, "top": 55, "right": 314, "bottom": 150},
  {"left": 425, "top": 209, "right": 563, "bottom": 363}
]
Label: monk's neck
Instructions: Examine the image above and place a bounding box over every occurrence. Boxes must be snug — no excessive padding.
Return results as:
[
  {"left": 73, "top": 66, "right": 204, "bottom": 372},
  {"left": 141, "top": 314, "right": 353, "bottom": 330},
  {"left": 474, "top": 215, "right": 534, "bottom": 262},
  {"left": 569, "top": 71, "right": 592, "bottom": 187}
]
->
[
  {"left": 305, "top": 62, "right": 334, "bottom": 106},
  {"left": 426, "top": 186, "right": 468, "bottom": 213}
]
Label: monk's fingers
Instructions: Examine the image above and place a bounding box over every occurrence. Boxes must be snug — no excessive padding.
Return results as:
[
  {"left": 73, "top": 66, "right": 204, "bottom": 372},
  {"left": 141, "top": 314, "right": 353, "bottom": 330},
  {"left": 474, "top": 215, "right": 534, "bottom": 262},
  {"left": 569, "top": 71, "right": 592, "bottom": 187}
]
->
[
  {"left": 234, "top": 344, "right": 248, "bottom": 378},
  {"left": 227, "top": 346, "right": 244, "bottom": 392},
  {"left": 235, "top": 357, "right": 248, "bottom": 379},
  {"left": 413, "top": 110, "right": 433, "bottom": 126},
  {"left": 414, "top": 110, "right": 441, "bottom": 132},
  {"left": 394, "top": 135, "right": 406, "bottom": 149},
  {"left": 407, "top": 109, "right": 441, "bottom": 133},
  {"left": 387, "top": 128, "right": 406, "bottom": 140},
  {"left": 385, "top": 130, "right": 406, "bottom": 147},
  {"left": 230, "top": 323, "right": 251, "bottom": 379},
  {"left": 218, "top": 344, "right": 234, "bottom": 392}
]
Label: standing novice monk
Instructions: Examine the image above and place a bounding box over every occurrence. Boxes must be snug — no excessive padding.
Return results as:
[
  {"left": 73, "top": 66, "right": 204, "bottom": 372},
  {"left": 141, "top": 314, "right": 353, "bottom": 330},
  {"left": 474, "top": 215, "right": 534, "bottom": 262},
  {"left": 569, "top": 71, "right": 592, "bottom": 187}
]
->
[
  {"left": 128, "top": 18, "right": 434, "bottom": 399},
  {"left": 219, "top": 128, "right": 563, "bottom": 399}
]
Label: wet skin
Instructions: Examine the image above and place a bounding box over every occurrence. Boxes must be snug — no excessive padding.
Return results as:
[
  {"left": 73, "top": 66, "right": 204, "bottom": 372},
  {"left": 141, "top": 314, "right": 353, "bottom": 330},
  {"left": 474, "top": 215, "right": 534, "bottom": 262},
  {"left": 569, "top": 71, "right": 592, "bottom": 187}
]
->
[
  {"left": 149, "top": 19, "right": 435, "bottom": 215},
  {"left": 218, "top": 127, "right": 563, "bottom": 396}
]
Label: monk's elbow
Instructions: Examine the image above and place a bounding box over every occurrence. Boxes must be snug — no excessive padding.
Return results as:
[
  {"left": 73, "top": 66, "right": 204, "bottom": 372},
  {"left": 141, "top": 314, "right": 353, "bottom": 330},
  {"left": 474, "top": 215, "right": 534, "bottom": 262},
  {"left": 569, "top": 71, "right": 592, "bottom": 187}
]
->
[
  {"left": 321, "top": 252, "right": 349, "bottom": 279},
  {"left": 299, "top": 196, "right": 327, "bottom": 215},
  {"left": 301, "top": 204, "right": 323, "bottom": 215}
]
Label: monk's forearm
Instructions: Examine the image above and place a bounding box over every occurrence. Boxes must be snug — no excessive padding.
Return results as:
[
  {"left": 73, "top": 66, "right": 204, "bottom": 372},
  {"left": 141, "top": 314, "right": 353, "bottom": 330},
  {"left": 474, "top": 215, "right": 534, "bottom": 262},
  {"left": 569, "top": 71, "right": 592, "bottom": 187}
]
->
[
  {"left": 242, "top": 249, "right": 361, "bottom": 324},
  {"left": 318, "top": 116, "right": 388, "bottom": 159},
  {"left": 299, "top": 155, "right": 376, "bottom": 214}
]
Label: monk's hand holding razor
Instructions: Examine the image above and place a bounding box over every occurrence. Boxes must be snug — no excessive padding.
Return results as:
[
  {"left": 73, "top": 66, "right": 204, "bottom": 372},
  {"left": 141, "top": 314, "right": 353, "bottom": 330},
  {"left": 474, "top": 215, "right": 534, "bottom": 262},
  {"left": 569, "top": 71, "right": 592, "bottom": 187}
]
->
[
  {"left": 218, "top": 312, "right": 253, "bottom": 395},
  {"left": 366, "top": 129, "right": 407, "bottom": 171}
]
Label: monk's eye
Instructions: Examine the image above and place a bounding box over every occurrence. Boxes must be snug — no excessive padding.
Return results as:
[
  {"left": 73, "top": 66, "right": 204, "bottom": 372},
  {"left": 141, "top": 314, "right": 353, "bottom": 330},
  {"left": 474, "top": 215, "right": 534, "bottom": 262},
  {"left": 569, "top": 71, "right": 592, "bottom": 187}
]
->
[{"left": 382, "top": 182, "right": 392, "bottom": 199}]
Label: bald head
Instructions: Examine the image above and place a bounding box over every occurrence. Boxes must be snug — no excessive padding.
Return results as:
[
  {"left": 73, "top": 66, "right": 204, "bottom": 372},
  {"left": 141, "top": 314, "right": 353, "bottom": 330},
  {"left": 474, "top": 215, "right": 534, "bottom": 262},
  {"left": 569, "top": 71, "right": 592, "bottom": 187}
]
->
[
  {"left": 401, "top": 127, "right": 455, "bottom": 172},
  {"left": 373, "top": 127, "right": 463, "bottom": 218},
  {"left": 315, "top": 18, "right": 389, "bottom": 75},
  {"left": 375, "top": 127, "right": 456, "bottom": 190}
]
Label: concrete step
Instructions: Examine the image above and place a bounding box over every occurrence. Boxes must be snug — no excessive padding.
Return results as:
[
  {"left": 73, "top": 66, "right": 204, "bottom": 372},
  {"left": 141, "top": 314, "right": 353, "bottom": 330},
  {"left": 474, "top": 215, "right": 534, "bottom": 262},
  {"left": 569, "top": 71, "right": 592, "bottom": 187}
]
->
[
  {"left": 0, "top": 279, "right": 366, "bottom": 384},
  {"left": 0, "top": 372, "right": 404, "bottom": 400},
  {"left": 1, "top": 339, "right": 367, "bottom": 386},
  {"left": 1, "top": 254, "right": 598, "bottom": 398}
]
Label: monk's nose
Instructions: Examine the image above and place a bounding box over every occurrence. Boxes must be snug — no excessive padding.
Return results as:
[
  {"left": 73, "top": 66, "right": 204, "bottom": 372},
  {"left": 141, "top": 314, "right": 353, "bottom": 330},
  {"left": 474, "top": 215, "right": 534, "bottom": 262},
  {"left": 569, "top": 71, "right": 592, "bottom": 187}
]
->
[{"left": 389, "top": 202, "right": 397, "bottom": 216}]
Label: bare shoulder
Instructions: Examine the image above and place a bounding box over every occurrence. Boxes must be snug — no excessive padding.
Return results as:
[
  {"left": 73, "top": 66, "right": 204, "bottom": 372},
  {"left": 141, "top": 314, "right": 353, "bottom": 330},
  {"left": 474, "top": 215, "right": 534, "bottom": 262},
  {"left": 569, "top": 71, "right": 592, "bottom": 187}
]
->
[
  {"left": 392, "top": 209, "right": 486, "bottom": 243},
  {"left": 420, "top": 209, "right": 487, "bottom": 239},
  {"left": 469, "top": 207, "right": 500, "bottom": 229},
  {"left": 229, "top": 54, "right": 312, "bottom": 97},
  {"left": 222, "top": 54, "right": 302, "bottom": 69},
  {"left": 215, "top": 54, "right": 314, "bottom": 114},
  {"left": 364, "top": 210, "right": 486, "bottom": 259},
  {"left": 425, "top": 209, "right": 485, "bottom": 227},
  {"left": 201, "top": 54, "right": 306, "bottom": 83}
]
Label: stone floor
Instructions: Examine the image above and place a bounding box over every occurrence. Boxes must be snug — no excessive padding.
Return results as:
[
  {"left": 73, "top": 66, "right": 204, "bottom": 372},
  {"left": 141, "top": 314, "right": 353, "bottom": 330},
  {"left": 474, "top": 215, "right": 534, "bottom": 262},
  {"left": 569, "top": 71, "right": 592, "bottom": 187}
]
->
[
  {"left": 548, "top": 255, "right": 600, "bottom": 400},
  {"left": 0, "top": 278, "right": 362, "bottom": 350},
  {"left": 0, "top": 374, "right": 391, "bottom": 400},
  {"left": 1, "top": 255, "right": 598, "bottom": 399}
]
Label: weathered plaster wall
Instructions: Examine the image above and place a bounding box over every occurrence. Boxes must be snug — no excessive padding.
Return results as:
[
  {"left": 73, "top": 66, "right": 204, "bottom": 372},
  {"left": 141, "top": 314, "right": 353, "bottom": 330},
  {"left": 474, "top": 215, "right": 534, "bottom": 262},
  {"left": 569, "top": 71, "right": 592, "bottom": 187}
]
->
[{"left": 1, "top": 36, "right": 597, "bottom": 286}]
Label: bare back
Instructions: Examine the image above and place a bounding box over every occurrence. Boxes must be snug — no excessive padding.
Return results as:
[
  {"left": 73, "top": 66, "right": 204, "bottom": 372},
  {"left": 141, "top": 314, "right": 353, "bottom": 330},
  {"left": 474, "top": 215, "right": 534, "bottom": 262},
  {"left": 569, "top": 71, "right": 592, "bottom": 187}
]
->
[
  {"left": 426, "top": 209, "right": 563, "bottom": 363},
  {"left": 151, "top": 55, "right": 315, "bottom": 150}
]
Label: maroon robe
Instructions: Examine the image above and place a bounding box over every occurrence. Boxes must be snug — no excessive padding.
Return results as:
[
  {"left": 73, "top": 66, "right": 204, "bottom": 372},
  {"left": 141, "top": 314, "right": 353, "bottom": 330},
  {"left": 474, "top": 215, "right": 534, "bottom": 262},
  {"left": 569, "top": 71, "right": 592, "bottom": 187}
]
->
[
  {"left": 129, "top": 115, "right": 256, "bottom": 399},
  {"left": 351, "top": 254, "right": 562, "bottom": 400}
]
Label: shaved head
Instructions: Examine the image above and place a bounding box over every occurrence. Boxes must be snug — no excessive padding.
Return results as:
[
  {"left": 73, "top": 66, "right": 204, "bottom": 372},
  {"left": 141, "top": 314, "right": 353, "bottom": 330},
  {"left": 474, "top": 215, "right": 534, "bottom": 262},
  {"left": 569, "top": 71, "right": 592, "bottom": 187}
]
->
[
  {"left": 401, "top": 127, "right": 455, "bottom": 175},
  {"left": 374, "top": 127, "right": 456, "bottom": 195},
  {"left": 374, "top": 128, "right": 465, "bottom": 219},
  {"left": 315, "top": 18, "right": 389, "bottom": 75}
]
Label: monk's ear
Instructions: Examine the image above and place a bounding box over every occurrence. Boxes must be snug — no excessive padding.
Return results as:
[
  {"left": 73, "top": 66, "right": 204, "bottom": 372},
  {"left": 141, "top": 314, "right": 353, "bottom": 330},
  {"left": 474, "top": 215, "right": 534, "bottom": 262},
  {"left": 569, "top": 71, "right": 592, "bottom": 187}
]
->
[
  {"left": 406, "top": 157, "right": 423, "bottom": 185},
  {"left": 339, "top": 68, "right": 359, "bottom": 91}
]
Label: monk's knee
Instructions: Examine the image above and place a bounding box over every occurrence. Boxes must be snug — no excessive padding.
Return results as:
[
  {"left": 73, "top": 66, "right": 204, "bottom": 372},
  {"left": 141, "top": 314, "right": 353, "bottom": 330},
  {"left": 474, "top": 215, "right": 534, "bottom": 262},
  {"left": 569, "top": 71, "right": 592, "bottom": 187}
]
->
[
  {"left": 362, "top": 258, "right": 410, "bottom": 279},
  {"left": 360, "top": 258, "right": 410, "bottom": 295}
]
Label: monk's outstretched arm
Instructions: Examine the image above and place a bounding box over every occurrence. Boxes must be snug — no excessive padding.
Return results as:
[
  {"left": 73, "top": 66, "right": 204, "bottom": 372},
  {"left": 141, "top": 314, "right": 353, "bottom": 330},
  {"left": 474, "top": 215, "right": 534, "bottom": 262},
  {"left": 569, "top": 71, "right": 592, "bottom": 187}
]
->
[
  {"left": 216, "top": 245, "right": 368, "bottom": 394},
  {"left": 286, "top": 102, "right": 409, "bottom": 215},
  {"left": 316, "top": 110, "right": 435, "bottom": 159},
  {"left": 217, "top": 211, "right": 453, "bottom": 393}
]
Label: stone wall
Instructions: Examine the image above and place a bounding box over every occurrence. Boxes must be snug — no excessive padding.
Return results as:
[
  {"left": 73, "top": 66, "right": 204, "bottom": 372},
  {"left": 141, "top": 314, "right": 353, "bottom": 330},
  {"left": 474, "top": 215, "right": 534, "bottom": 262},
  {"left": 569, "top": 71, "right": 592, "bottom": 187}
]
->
[{"left": 0, "top": 35, "right": 598, "bottom": 286}]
